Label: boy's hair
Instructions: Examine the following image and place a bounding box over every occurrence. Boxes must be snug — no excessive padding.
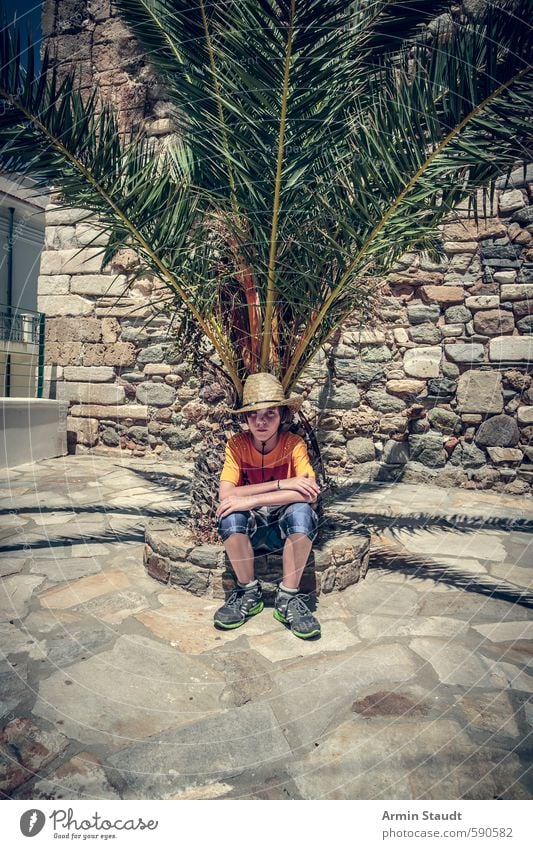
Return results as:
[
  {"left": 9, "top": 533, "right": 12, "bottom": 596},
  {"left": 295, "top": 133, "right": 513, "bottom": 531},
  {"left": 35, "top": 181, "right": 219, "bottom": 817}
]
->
[{"left": 240, "top": 405, "right": 293, "bottom": 431}]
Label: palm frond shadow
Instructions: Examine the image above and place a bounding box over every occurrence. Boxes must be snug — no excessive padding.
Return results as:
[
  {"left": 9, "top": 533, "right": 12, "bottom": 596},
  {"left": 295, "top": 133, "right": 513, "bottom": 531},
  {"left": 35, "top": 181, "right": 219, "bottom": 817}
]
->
[
  {"left": 333, "top": 508, "right": 533, "bottom": 536},
  {"left": 324, "top": 488, "right": 533, "bottom": 609},
  {"left": 370, "top": 544, "right": 533, "bottom": 610},
  {"left": 0, "top": 467, "right": 194, "bottom": 554},
  {"left": 120, "top": 465, "right": 192, "bottom": 492},
  {"left": 0, "top": 528, "right": 147, "bottom": 555}
]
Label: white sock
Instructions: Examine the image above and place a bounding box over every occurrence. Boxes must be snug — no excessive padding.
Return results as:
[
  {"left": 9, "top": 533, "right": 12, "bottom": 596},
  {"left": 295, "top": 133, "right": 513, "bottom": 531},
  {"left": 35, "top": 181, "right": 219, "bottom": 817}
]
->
[
  {"left": 238, "top": 579, "right": 259, "bottom": 589},
  {"left": 279, "top": 583, "right": 298, "bottom": 595}
]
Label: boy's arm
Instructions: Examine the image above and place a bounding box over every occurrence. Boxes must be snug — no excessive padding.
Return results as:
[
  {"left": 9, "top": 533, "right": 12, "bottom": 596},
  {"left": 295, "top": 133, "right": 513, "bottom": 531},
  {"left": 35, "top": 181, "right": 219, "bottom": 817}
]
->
[
  {"left": 217, "top": 476, "right": 320, "bottom": 519},
  {"left": 217, "top": 484, "right": 317, "bottom": 519},
  {"left": 219, "top": 474, "right": 319, "bottom": 501}
]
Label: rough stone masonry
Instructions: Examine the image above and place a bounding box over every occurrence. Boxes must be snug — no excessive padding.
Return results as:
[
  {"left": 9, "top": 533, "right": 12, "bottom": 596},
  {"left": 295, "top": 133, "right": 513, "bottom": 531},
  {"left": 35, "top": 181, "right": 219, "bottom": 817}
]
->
[{"left": 39, "top": 0, "right": 532, "bottom": 496}]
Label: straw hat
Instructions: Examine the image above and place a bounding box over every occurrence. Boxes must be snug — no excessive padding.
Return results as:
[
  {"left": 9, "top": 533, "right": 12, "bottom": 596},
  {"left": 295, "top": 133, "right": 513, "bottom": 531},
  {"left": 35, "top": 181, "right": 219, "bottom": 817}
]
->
[{"left": 232, "top": 373, "right": 303, "bottom": 414}]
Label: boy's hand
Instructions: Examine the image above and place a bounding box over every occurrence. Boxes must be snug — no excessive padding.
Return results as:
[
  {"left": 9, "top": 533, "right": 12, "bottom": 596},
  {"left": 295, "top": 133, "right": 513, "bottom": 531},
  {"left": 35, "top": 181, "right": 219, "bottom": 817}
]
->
[
  {"left": 216, "top": 494, "right": 255, "bottom": 519},
  {"left": 279, "top": 473, "right": 320, "bottom": 500}
]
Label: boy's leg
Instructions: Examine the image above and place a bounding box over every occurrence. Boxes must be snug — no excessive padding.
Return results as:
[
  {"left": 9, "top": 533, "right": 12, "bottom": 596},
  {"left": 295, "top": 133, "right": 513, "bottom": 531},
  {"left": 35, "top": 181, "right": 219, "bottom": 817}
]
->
[
  {"left": 214, "top": 512, "right": 263, "bottom": 629},
  {"left": 274, "top": 504, "right": 321, "bottom": 639},
  {"left": 223, "top": 533, "right": 255, "bottom": 584},
  {"left": 281, "top": 532, "right": 313, "bottom": 589}
]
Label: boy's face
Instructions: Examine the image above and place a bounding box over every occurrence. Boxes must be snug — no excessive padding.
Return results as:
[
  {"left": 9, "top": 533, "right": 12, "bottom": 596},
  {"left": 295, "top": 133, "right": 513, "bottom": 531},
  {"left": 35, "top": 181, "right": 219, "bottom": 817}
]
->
[{"left": 245, "top": 406, "right": 281, "bottom": 443}]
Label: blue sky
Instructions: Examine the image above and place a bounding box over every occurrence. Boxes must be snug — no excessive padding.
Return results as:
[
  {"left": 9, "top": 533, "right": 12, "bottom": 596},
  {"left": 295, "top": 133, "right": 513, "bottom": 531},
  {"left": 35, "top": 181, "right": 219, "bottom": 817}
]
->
[
  {"left": 2, "top": 1, "right": 43, "bottom": 69},
  {"left": 2, "top": 1, "right": 43, "bottom": 36}
]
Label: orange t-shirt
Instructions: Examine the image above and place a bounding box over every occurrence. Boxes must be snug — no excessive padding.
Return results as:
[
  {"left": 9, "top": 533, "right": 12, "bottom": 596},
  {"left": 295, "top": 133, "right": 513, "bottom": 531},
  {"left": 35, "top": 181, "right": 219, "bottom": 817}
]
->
[{"left": 220, "top": 432, "right": 314, "bottom": 486}]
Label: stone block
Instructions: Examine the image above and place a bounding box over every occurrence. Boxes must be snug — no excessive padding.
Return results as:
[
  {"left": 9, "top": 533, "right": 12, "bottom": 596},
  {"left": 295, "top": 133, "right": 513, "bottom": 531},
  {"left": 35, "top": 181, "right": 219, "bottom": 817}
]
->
[
  {"left": 136, "top": 344, "right": 167, "bottom": 365},
  {"left": 45, "top": 225, "right": 77, "bottom": 250},
  {"left": 169, "top": 562, "right": 210, "bottom": 595},
  {"left": 498, "top": 189, "right": 526, "bottom": 213},
  {"left": 500, "top": 285, "right": 533, "bottom": 301},
  {"left": 360, "top": 345, "right": 392, "bottom": 362},
  {"left": 40, "top": 248, "right": 105, "bottom": 275},
  {"left": 489, "top": 336, "right": 533, "bottom": 362},
  {"left": 335, "top": 359, "right": 384, "bottom": 384},
  {"left": 382, "top": 440, "right": 409, "bottom": 464},
  {"left": 45, "top": 342, "right": 82, "bottom": 366},
  {"left": 385, "top": 379, "right": 425, "bottom": 397},
  {"left": 421, "top": 285, "right": 464, "bottom": 305},
  {"left": 365, "top": 390, "right": 406, "bottom": 413},
  {"left": 346, "top": 437, "right": 375, "bottom": 463},
  {"left": 449, "top": 442, "right": 486, "bottom": 468},
  {"left": 45, "top": 205, "right": 94, "bottom": 225},
  {"left": 189, "top": 545, "right": 225, "bottom": 568},
  {"left": 495, "top": 163, "right": 533, "bottom": 189},
  {"left": 428, "top": 377, "right": 457, "bottom": 398},
  {"left": 75, "top": 222, "right": 110, "bottom": 246},
  {"left": 69, "top": 404, "right": 148, "bottom": 420},
  {"left": 465, "top": 295, "right": 499, "bottom": 310},
  {"left": 82, "top": 343, "right": 136, "bottom": 367},
  {"left": 341, "top": 407, "right": 380, "bottom": 434},
  {"left": 95, "top": 304, "right": 152, "bottom": 318},
  {"left": 486, "top": 447, "right": 523, "bottom": 464},
  {"left": 492, "top": 271, "right": 516, "bottom": 284},
  {"left": 448, "top": 253, "right": 475, "bottom": 272},
  {"left": 101, "top": 317, "right": 121, "bottom": 342},
  {"left": 393, "top": 327, "right": 410, "bottom": 345},
  {"left": 517, "top": 316, "right": 533, "bottom": 334},
  {"left": 512, "top": 300, "right": 533, "bottom": 319},
  {"left": 342, "top": 329, "right": 386, "bottom": 345},
  {"left": 444, "top": 343, "right": 484, "bottom": 364},
  {"left": 135, "top": 382, "right": 176, "bottom": 407},
  {"left": 66, "top": 416, "right": 99, "bottom": 447},
  {"left": 409, "top": 324, "right": 441, "bottom": 344},
  {"left": 517, "top": 406, "right": 533, "bottom": 425},
  {"left": 403, "top": 346, "right": 441, "bottom": 378},
  {"left": 38, "top": 294, "right": 93, "bottom": 316},
  {"left": 407, "top": 304, "right": 441, "bottom": 325},
  {"left": 328, "top": 384, "right": 361, "bottom": 409},
  {"left": 376, "top": 414, "right": 407, "bottom": 435},
  {"left": 145, "top": 553, "right": 171, "bottom": 583},
  {"left": 442, "top": 219, "right": 506, "bottom": 241},
  {"left": 143, "top": 363, "right": 172, "bottom": 376},
  {"left": 46, "top": 317, "right": 102, "bottom": 343},
  {"left": 63, "top": 366, "right": 115, "bottom": 382},
  {"left": 38, "top": 275, "right": 70, "bottom": 295},
  {"left": 70, "top": 274, "right": 128, "bottom": 296},
  {"left": 456, "top": 371, "right": 503, "bottom": 414},
  {"left": 441, "top": 325, "right": 463, "bottom": 337},
  {"left": 443, "top": 241, "right": 477, "bottom": 254},
  {"left": 408, "top": 433, "right": 446, "bottom": 467},
  {"left": 445, "top": 305, "right": 472, "bottom": 323},
  {"left": 473, "top": 309, "right": 514, "bottom": 336},
  {"left": 58, "top": 383, "right": 126, "bottom": 405},
  {"left": 427, "top": 408, "right": 460, "bottom": 434},
  {"left": 475, "top": 414, "right": 520, "bottom": 447}
]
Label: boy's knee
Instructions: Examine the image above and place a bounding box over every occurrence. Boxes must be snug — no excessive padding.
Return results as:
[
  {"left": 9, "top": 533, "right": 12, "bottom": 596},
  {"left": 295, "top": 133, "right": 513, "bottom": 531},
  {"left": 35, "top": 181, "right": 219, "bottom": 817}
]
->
[
  {"left": 218, "top": 511, "right": 250, "bottom": 542},
  {"left": 280, "top": 502, "right": 318, "bottom": 542}
]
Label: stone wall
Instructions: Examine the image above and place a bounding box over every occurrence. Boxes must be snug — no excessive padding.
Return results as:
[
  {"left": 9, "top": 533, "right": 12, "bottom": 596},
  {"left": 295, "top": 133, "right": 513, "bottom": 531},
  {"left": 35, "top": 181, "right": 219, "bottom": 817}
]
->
[{"left": 39, "top": 0, "right": 532, "bottom": 495}]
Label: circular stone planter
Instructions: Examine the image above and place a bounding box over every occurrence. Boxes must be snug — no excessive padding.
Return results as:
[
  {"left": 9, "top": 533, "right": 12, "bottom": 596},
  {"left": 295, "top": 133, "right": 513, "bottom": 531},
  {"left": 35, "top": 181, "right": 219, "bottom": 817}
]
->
[{"left": 144, "top": 519, "right": 370, "bottom": 602}]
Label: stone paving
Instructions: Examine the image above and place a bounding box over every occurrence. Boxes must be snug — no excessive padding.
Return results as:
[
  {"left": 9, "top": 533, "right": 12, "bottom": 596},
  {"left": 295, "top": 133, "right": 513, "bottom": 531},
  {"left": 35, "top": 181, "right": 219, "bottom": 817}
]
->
[{"left": 0, "top": 454, "right": 532, "bottom": 800}]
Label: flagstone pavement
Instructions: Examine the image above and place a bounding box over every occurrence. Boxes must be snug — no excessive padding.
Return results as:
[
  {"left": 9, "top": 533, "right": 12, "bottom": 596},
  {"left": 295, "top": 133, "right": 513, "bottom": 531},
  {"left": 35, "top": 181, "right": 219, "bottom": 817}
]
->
[{"left": 0, "top": 453, "right": 532, "bottom": 800}]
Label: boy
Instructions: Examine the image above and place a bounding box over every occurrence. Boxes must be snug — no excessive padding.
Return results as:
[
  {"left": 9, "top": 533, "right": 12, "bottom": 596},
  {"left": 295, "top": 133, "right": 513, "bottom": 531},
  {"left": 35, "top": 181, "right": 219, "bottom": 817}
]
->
[{"left": 214, "top": 372, "right": 321, "bottom": 639}]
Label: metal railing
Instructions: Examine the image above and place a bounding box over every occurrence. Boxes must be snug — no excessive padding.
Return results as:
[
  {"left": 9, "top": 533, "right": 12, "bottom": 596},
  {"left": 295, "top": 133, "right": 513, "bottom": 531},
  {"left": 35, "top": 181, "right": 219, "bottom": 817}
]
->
[{"left": 0, "top": 304, "right": 46, "bottom": 397}]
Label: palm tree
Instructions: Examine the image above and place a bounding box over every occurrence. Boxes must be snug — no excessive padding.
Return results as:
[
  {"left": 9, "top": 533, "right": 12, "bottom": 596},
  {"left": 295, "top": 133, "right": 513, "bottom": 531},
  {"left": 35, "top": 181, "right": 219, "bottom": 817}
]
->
[{"left": 1, "top": 0, "right": 531, "bottom": 540}]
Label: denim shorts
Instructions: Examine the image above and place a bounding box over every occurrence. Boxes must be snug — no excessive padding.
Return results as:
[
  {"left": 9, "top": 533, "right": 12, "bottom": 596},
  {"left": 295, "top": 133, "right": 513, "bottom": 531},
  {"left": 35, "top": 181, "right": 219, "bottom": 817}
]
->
[{"left": 218, "top": 502, "right": 318, "bottom": 553}]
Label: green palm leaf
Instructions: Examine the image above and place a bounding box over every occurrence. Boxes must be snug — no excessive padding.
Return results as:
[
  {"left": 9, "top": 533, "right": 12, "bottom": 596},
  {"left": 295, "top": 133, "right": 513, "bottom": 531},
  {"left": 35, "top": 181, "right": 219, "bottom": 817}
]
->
[{"left": 0, "top": 0, "right": 531, "bottom": 400}]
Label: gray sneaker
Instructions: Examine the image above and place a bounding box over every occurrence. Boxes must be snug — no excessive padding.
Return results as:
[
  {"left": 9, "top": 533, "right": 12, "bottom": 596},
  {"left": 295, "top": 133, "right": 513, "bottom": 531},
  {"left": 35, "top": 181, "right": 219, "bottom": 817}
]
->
[
  {"left": 273, "top": 589, "right": 321, "bottom": 639},
  {"left": 214, "top": 583, "right": 264, "bottom": 629}
]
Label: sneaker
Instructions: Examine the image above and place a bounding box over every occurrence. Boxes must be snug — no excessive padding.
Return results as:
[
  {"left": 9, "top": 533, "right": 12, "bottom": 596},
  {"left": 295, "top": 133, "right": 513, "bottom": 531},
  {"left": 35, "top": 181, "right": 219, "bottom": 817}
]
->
[
  {"left": 214, "top": 583, "right": 264, "bottom": 629},
  {"left": 273, "top": 589, "right": 321, "bottom": 639}
]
